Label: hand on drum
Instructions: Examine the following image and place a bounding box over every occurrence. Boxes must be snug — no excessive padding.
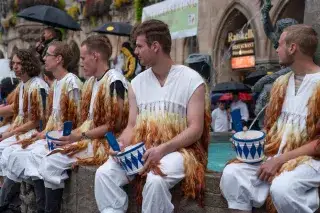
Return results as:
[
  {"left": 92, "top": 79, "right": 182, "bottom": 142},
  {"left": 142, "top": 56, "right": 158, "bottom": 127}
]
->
[
  {"left": 257, "top": 157, "right": 283, "bottom": 183},
  {"left": 139, "top": 145, "right": 166, "bottom": 176},
  {"left": 109, "top": 142, "right": 124, "bottom": 156},
  {"left": 58, "top": 132, "right": 81, "bottom": 145}
]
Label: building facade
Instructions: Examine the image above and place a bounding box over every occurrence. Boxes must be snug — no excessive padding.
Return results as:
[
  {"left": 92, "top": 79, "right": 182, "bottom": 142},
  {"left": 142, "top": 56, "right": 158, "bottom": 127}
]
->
[{"left": 0, "top": 0, "right": 319, "bottom": 84}]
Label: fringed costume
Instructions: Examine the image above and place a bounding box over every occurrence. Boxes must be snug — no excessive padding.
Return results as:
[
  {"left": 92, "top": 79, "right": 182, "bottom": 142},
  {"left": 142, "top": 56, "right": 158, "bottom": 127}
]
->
[
  {"left": 38, "top": 69, "right": 128, "bottom": 189},
  {"left": 220, "top": 72, "right": 320, "bottom": 213},
  {"left": 0, "top": 91, "right": 18, "bottom": 134},
  {"left": 0, "top": 77, "right": 48, "bottom": 176},
  {"left": 95, "top": 65, "right": 210, "bottom": 213},
  {"left": 2, "top": 73, "right": 82, "bottom": 183}
]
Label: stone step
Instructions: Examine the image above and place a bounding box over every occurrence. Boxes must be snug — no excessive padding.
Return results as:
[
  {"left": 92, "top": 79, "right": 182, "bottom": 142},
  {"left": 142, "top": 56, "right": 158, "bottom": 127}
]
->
[{"left": 19, "top": 166, "right": 270, "bottom": 213}]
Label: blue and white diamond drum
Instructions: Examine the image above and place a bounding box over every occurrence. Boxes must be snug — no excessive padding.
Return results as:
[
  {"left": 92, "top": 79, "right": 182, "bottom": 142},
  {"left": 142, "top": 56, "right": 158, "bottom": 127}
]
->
[
  {"left": 232, "top": 130, "right": 265, "bottom": 163},
  {"left": 116, "top": 142, "right": 146, "bottom": 176},
  {"left": 46, "top": 131, "right": 63, "bottom": 151}
]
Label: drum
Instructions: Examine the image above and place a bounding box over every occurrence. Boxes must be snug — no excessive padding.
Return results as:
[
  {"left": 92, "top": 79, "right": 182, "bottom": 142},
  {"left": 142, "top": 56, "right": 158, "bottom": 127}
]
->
[
  {"left": 116, "top": 142, "right": 146, "bottom": 176},
  {"left": 46, "top": 130, "right": 63, "bottom": 151},
  {"left": 232, "top": 130, "right": 265, "bottom": 163}
]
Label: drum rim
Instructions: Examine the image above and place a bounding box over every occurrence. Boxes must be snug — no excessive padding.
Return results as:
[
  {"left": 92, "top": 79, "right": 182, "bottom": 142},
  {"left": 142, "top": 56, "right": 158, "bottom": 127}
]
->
[
  {"left": 232, "top": 130, "right": 265, "bottom": 143},
  {"left": 117, "top": 142, "right": 145, "bottom": 157},
  {"left": 46, "top": 131, "right": 63, "bottom": 141}
]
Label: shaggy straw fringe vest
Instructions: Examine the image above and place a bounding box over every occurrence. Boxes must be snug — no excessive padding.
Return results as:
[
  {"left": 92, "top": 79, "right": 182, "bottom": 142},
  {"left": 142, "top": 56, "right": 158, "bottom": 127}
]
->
[
  {"left": 132, "top": 87, "right": 211, "bottom": 206},
  {"left": 229, "top": 72, "right": 320, "bottom": 213},
  {"left": 18, "top": 75, "right": 83, "bottom": 149},
  {"left": 8, "top": 78, "right": 48, "bottom": 141},
  {"left": 54, "top": 71, "right": 129, "bottom": 166}
]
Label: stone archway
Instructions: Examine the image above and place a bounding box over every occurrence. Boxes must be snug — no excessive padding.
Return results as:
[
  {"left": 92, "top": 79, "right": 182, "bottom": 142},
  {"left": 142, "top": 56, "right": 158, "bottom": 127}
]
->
[
  {"left": 267, "top": 0, "right": 306, "bottom": 59},
  {"left": 213, "top": 2, "right": 259, "bottom": 83}
]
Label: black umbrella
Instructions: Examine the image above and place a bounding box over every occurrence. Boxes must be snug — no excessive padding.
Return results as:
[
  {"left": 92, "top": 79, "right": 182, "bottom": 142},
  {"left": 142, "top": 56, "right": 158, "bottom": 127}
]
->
[
  {"left": 17, "top": 5, "right": 81, "bottom": 31},
  {"left": 92, "top": 22, "right": 133, "bottom": 36},
  {"left": 212, "top": 82, "right": 251, "bottom": 93},
  {"left": 243, "top": 70, "right": 272, "bottom": 85}
]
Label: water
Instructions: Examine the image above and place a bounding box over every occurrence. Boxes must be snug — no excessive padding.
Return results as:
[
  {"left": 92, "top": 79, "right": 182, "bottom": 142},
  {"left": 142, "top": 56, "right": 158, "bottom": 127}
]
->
[{"left": 207, "top": 142, "right": 236, "bottom": 172}]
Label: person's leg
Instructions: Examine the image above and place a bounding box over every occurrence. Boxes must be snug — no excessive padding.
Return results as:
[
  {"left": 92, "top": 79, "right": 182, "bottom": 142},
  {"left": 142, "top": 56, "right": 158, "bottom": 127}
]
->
[
  {"left": 0, "top": 135, "right": 18, "bottom": 177},
  {"left": 94, "top": 157, "right": 132, "bottom": 213},
  {"left": 0, "top": 177, "right": 20, "bottom": 211},
  {"left": 142, "top": 152, "right": 185, "bottom": 213},
  {"left": 38, "top": 153, "right": 76, "bottom": 213},
  {"left": 220, "top": 162, "right": 269, "bottom": 212},
  {"left": 270, "top": 162, "right": 320, "bottom": 213},
  {"left": 33, "top": 179, "right": 45, "bottom": 213}
]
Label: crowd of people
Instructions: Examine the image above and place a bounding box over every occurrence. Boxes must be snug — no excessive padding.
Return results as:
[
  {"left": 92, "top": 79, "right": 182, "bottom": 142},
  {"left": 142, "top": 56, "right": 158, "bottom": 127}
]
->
[
  {"left": 211, "top": 93, "right": 249, "bottom": 133},
  {"left": 0, "top": 19, "right": 318, "bottom": 213}
]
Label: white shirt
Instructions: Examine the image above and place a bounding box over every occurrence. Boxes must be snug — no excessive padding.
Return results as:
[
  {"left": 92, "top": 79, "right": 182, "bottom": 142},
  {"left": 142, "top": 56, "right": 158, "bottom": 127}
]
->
[
  {"left": 211, "top": 108, "right": 229, "bottom": 132},
  {"left": 231, "top": 100, "right": 249, "bottom": 121},
  {"left": 132, "top": 65, "right": 204, "bottom": 118}
]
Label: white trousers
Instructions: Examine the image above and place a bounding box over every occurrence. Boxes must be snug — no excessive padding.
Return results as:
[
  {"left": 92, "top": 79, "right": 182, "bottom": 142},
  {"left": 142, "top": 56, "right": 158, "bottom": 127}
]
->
[
  {"left": 5, "top": 139, "right": 47, "bottom": 182},
  {"left": 38, "top": 152, "right": 76, "bottom": 189},
  {"left": 0, "top": 129, "right": 37, "bottom": 177},
  {"left": 220, "top": 162, "right": 320, "bottom": 213},
  {"left": 0, "top": 135, "right": 18, "bottom": 176},
  {"left": 95, "top": 152, "right": 185, "bottom": 213}
]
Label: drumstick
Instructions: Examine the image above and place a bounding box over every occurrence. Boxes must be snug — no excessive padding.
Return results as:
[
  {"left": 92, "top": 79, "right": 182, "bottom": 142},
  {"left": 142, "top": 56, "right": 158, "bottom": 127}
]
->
[{"left": 249, "top": 104, "right": 268, "bottom": 130}]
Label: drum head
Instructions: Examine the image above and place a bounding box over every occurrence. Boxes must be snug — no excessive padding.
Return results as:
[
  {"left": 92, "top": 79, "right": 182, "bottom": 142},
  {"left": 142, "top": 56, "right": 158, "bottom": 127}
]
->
[
  {"left": 46, "top": 131, "right": 63, "bottom": 141},
  {"left": 232, "top": 130, "right": 265, "bottom": 142}
]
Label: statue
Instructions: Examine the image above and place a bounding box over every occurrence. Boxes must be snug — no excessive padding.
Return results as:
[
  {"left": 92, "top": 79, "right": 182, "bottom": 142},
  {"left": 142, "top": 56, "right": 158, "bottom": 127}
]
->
[
  {"left": 253, "top": 0, "right": 298, "bottom": 128},
  {"left": 261, "top": 0, "right": 298, "bottom": 49}
]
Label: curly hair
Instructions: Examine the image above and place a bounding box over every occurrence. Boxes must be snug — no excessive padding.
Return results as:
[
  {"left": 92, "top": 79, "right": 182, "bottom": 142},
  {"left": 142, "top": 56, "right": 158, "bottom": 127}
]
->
[
  {"left": 10, "top": 49, "right": 41, "bottom": 78},
  {"left": 81, "top": 35, "right": 112, "bottom": 62},
  {"left": 133, "top": 19, "right": 172, "bottom": 55},
  {"left": 49, "top": 41, "right": 73, "bottom": 70}
]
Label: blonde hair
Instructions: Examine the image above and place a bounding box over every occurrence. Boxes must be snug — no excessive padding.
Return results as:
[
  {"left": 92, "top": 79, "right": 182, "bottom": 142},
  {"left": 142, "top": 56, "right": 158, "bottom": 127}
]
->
[{"left": 284, "top": 24, "right": 318, "bottom": 57}]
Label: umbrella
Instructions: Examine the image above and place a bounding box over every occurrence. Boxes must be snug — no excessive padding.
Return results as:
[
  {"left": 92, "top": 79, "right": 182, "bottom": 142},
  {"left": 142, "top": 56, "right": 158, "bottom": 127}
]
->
[
  {"left": 219, "top": 93, "right": 233, "bottom": 101},
  {"left": 92, "top": 22, "right": 133, "bottom": 36},
  {"left": 17, "top": 5, "right": 81, "bottom": 31},
  {"left": 243, "top": 70, "right": 273, "bottom": 85},
  {"left": 211, "top": 93, "right": 224, "bottom": 103},
  {"left": 212, "top": 82, "right": 251, "bottom": 93}
]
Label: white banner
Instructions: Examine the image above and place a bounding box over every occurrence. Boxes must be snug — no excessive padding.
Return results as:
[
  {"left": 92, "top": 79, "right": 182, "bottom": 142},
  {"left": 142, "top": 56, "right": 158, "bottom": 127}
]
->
[{"left": 142, "top": 0, "right": 198, "bottom": 39}]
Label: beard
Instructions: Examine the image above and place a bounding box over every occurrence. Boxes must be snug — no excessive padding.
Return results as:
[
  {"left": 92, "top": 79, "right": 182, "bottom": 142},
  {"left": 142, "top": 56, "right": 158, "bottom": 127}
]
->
[{"left": 279, "top": 52, "right": 294, "bottom": 67}]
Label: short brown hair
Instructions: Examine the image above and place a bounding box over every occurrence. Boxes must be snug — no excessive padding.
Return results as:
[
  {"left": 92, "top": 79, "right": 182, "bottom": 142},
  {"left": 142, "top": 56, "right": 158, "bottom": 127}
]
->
[
  {"left": 11, "top": 49, "right": 41, "bottom": 78},
  {"left": 284, "top": 24, "right": 318, "bottom": 57},
  {"left": 49, "top": 41, "right": 73, "bottom": 69},
  {"left": 44, "top": 27, "right": 57, "bottom": 38},
  {"left": 133, "top": 19, "right": 172, "bottom": 55},
  {"left": 81, "top": 35, "right": 112, "bottom": 61}
]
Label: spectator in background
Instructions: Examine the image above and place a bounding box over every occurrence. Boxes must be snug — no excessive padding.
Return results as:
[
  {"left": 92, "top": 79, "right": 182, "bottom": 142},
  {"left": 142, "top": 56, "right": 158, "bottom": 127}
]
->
[
  {"left": 211, "top": 101, "right": 230, "bottom": 132},
  {"left": 0, "top": 77, "right": 19, "bottom": 101},
  {"left": 35, "top": 27, "right": 59, "bottom": 63},
  {"left": 230, "top": 92, "right": 249, "bottom": 130}
]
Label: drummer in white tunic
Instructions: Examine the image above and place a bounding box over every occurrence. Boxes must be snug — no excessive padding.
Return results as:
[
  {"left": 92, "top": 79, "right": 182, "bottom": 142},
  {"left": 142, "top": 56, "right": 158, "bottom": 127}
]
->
[
  {"left": 33, "top": 35, "right": 129, "bottom": 213},
  {"left": 0, "top": 41, "right": 83, "bottom": 213},
  {"left": 220, "top": 24, "right": 320, "bottom": 213},
  {"left": 0, "top": 49, "right": 49, "bottom": 211},
  {"left": 94, "top": 19, "right": 210, "bottom": 213}
]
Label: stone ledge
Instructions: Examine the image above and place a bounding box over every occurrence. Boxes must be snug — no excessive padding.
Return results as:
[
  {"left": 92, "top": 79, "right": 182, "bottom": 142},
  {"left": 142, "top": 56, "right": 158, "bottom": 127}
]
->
[{"left": 19, "top": 166, "right": 267, "bottom": 213}]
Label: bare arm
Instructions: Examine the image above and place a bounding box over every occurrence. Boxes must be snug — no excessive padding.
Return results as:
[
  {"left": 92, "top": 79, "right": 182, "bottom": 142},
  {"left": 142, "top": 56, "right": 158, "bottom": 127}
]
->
[
  {"left": 257, "top": 139, "right": 319, "bottom": 182},
  {"left": 12, "top": 120, "right": 39, "bottom": 135},
  {"left": 118, "top": 85, "right": 138, "bottom": 147},
  {"left": 1, "top": 120, "right": 39, "bottom": 141},
  {"left": 0, "top": 104, "right": 14, "bottom": 117},
  {"left": 161, "top": 84, "right": 205, "bottom": 154},
  {"left": 278, "top": 139, "right": 319, "bottom": 163}
]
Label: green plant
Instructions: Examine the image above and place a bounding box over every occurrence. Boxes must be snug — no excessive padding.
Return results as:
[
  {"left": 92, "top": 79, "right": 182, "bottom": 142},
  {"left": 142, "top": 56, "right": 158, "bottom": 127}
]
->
[
  {"left": 134, "top": 0, "right": 142, "bottom": 22},
  {"left": 90, "top": 16, "right": 97, "bottom": 27}
]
